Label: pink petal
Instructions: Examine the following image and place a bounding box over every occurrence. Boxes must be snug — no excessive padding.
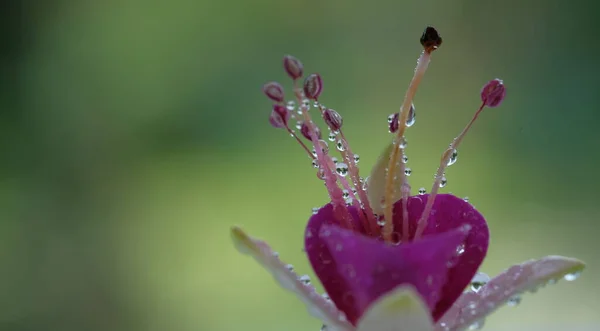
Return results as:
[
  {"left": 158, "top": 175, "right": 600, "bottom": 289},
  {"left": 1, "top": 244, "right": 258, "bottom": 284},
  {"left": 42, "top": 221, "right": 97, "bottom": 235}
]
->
[
  {"left": 305, "top": 194, "right": 489, "bottom": 324},
  {"left": 392, "top": 194, "right": 489, "bottom": 319}
]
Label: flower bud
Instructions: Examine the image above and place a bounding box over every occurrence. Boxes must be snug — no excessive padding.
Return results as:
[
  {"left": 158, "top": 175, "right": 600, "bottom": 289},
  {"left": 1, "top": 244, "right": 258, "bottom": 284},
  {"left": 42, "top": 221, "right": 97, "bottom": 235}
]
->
[
  {"left": 303, "top": 73, "right": 323, "bottom": 100},
  {"left": 300, "top": 122, "right": 322, "bottom": 140},
  {"left": 262, "top": 81, "right": 285, "bottom": 102},
  {"left": 283, "top": 55, "right": 303, "bottom": 80},
  {"left": 480, "top": 79, "right": 506, "bottom": 108},
  {"left": 323, "top": 108, "right": 343, "bottom": 131},
  {"left": 420, "top": 26, "right": 442, "bottom": 52},
  {"left": 269, "top": 104, "right": 290, "bottom": 129}
]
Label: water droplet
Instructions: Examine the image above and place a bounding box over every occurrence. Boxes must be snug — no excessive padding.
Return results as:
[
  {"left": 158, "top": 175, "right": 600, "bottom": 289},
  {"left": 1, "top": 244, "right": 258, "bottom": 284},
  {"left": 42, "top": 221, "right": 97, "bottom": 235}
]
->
[
  {"left": 302, "top": 98, "right": 311, "bottom": 110},
  {"left": 312, "top": 159, "right": 319, "bottom": 168},
  {"left": 313, "top": 101, "right": 320, "bottom": 108},
  {"left": 342, "top": 190, "right": 350, "bottom": 199},
  {"left": 362, "top": 176, "right": 369, "bottom": 190},
  {"left": 299, "top": 275, "right": 311, "bottom": 285},
  {"left": 387, "top": 114, "right": 395, "bottom": 123},
  {"left": 328, "top": 132, "right": 336, "bottom": 141},
  {"left": 418, "top": 187, "right": 426, "bottom": 195},
  {"left": 322, "top": 293, "right": 330, "bottom": 301},
  {"left": 456, "top": 243, "right": 465, "bottom": 255},
  {"left": 406, "top": 105, "right": 416, "bottom": 127},
  {"left": 312, "top": 207, "right": 319, "bottom": 214},
  {"left": 285, "top": 264, "right": 294, "bottom": 272},
  {"left": 506, "top": 295, "right": 521, "bottom": 306},
  {"left": 468, "top": 319, "right": 485, "bottom": 330},
  {"left": 404, "top": 168, "right": 412, "bottom": 176},
  {"left": 377, "top": 218, "right": 386, "bottom": 226},
  {"left": 402, "top": 155, "right": 408, "bottom": 163},
  {"left": 447, "top": 149, "right": 458, "bottom": 166},
  {"left": 463, "top": 196, "right": 470, "bottom": 202},
  {"left": 564, "top": 271, "right": 581, "bottom": 281},
  {"left": 353, "top": 154, "right": 360, "bottom": 163},
  {"left": 272, "top": 251, "right": 280, "bottom": 258},
  {"left": 470, "top": 272, "right": 491, "bottom": 293},
  {"left": 320, "top": 324, "right": 328, "bottom": 331},
  {"left": 295, "top": 121, "right": 303, "bottom": 130},
  {"left": 286, "top": 100, "right": 296, "bottom": 111},
  {"left": 336, "top": 163, "right": 349, "bottom": 176},
  {"left": 331, "top": 157, "right": 338, "bottom": 164},
  {"left": 336, "top": 139, "right": 345, "bottom": 151},
  {"left": 399, "top": 137, "right": 407, "bottom": 148},
  {"left": 440, "top": 176, "right": 448, "bottom": 187}
]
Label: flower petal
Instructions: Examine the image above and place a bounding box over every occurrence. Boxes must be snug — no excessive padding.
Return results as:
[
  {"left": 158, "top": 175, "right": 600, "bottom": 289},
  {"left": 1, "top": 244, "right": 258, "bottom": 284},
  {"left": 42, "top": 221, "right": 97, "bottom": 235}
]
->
[
  {"left": 436, "top": 256, "right": 586, "bottom": 331},
  {"left": 356, "top": 285, "right": 434, "bottom": 331},
  {"left": 231, "top": 226, "right": 354, "bottom": 331},
  {"left": 391, "top": 194, "right": 489, "bottom": 320},
  {"left": 306, "top": 207, "right": 470, "bottom": 325}
]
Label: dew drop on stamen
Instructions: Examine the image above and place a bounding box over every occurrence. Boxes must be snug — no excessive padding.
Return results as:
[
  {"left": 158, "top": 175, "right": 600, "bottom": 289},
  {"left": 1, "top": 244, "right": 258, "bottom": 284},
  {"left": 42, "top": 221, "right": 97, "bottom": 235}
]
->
[
  {"left": 342, "top": 189, "right": 350, "bottom": 199},
  {"left": 418, "top": 187, "right": 426, "bottom": 195},
  {"left": 336, "top": 139, "right": 345, "bottom": 151},
  {"left": 387, "top": 114, "right": 395, "bottom": 123},
  {"left": 470, "top": 272, "right": 491, "bottom": 293},
  {"left": 299, "top": 275, "right": 311, "bottom": 285},
  {"left": 399, "top": 137, "right": 408, "bottom": 148},
  {"left": 404, "top": 168, "right": 412, "bottom": 176},
  {"left": 336, "top": 163, "right": 349, "bottom": 176},
  {"left": 312, "top": 159, "right": 319, "bottom": 168},
  {"left": 312, "top": 207, "right": 319, "bottom": 214},
  {"left": 353, "top": 154, "right": 360, "bottom": 163},
  {"left": 331, "top": 157, "right": 338, "bottom": 164},
  {"left": 286, "top": 100, "right": 296, "bottom": 111},
  {"left": 440, "top": 176, "right": 448, "bottom": 187},
  {"left": 447, "top": 149, "right": 458, "bottom": 166},
  {"left": 406, "top": 106, "right": 416, "bottom": 127},
  {"left": 402, "top": 155, "right": 408, "bottom": 163},
  {"left": 456, "top": 243, "right": 465, "bottom": 255},
  {"left": 302, "top": 98, "right": 311, "bottom": 110},
  {"left": 285, "top": 264, "right": 294, "bottom": 272},
  {"left": 295, "top": 121, "right": 303, "bottom": 130},
  {"left": 320, "top": 324, "right": 328, "bottom": 331},
  {"left": 328, "top": 132, "right": 336, "bottom": 141}
]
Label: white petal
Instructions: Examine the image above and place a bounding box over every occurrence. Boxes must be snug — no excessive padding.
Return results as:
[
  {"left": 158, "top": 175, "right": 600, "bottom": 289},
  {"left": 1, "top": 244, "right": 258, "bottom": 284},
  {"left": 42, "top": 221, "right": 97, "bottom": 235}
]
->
[
  {"left": 356, "top": 285, "right": 434, "bottom": 331},
  {"left": 436, "top": 255, "right": 586, "bottom": 331},
  {"left": 231, "top": 226, "right": 354, "bottom": 331}
]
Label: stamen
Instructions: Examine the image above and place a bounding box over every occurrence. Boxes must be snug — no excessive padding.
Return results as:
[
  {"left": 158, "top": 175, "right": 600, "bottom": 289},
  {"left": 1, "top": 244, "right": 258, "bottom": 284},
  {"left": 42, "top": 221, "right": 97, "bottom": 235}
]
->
[
  {"left": 293, "top": 81, "right": 354, "bottom": 229},
  {"left": 414, "top": 79, "right": 505, "bottom": 239},
  {"left": 382, "top": 27, "right": 441, "bottom": 243}
]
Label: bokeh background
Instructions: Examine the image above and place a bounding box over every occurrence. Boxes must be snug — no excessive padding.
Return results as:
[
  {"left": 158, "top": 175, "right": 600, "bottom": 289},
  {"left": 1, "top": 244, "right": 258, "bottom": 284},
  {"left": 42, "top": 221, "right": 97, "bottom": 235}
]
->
[{"left": 1, "top": 1, "right": 600, "bottom": 330}]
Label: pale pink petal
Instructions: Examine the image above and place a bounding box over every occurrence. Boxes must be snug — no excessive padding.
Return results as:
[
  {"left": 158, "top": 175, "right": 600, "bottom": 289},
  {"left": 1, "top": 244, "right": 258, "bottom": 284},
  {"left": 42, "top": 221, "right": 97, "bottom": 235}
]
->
[
  {"left": 230, "top": 226, "right": 354, "bottom": 331},
  {"left": 436, "top": 256, "right": 585, "bottom": 331},
  {"left": 356, "top": 285, "right": 434, "bottom": 331}
]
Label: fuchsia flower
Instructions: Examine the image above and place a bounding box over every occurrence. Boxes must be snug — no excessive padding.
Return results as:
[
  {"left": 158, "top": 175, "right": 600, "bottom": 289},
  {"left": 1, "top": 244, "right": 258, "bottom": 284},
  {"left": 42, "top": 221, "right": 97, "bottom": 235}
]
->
[{"left": 231, "top": 27, "right": 585, "bottom": 331}]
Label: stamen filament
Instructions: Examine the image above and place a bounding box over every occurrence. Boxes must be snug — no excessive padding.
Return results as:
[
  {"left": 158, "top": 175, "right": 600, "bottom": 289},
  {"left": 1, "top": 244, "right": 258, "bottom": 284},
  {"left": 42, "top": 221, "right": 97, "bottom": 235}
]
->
[
  {"left": 287, "top": 128, "right": 315, "bottom": 158},
  {"left": 414, "top": 101, "right": 486, "bottom": 239},
  {"left": 293, "top": 84, "right": 354, "bottom": 228},
  {"left": 382, "top": 51, "right": 432, "bottom": 242},
  {"left": 338, "top": 131, "right": 379, "bottom": 236}
]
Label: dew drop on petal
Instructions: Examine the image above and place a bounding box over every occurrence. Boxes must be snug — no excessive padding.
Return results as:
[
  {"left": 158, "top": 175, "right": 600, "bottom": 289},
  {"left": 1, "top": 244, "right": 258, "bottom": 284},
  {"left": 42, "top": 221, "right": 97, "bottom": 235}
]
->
[
  {"left": 312, "top": 207, "right": 319, "bottom": 214},
  {"left": 456, "top": 243, "right": 465, "bottom": 255},
  {"left": 507, "top": 295, "right": 522, "bottom": 306},
  {"left": 418, "top": 187, "right": 426, "bottom": 195},
  {"left": 470, "top": 272, "right": 491, "bottom": 293},
  {"left": 468, "top": 319, "right": 485, "bottom": 330},
  {"left": 564, "top": 271, "right": 581, "bottom": 281},
  {"left": 336, "top": 163, "right": 349, "bottom": 176},
  {"left": 463, "top": 196, "right": 470, "bottom": 202}
]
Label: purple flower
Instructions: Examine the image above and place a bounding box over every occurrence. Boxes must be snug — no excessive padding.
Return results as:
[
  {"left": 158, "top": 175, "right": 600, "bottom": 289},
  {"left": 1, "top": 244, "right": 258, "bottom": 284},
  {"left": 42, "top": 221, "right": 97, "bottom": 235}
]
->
[{"left": 233, "top": 26, "right": 585, "bottom": 331}]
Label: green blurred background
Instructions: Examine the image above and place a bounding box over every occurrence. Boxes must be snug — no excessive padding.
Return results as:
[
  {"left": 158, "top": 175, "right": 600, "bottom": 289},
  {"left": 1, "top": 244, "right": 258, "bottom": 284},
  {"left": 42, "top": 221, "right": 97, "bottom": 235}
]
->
[{"left": 1, "top": 1, "right": 599, "bottom": 330}]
